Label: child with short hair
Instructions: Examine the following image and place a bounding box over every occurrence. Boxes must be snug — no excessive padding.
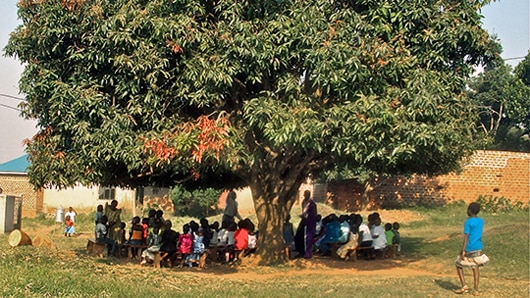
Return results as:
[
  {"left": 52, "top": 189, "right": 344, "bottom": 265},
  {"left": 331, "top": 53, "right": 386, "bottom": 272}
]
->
[
  {"left": 117, "top": 222, "right": 127, "bottom": 246},
  {"left": 178, "top": 224, "right": 193, "bottom": 255},
  {"left": 210, "top": 221, "right": 219, "bottom": 246},
  {"left": 392, "top": 222, "right": 401, "bottom": 255},
  {"left": 217, "top": 221, "right": 228, "bottom": 246},
  {"left": 96, "top": 215, "right": 118, "bottom": 256},
  {"left": 223, "top": 221, "right": 237, "bottom": 263},
  {"left": 64, "top": 215, "right": 75, "bottom": 237},
  {"left": 385, "top": 223, "right": 394, "bottom": 247},
  {"left": 141, "top": 217, "right": 149, "bottom": 243},
  {"left": 129, "top": 216, "right": 144, "bottom": 246},
  {"left": 283, "top": 215, "right": 295, "bottom": 258},
  {"left": 370, "top": 215, "right": 386, "bottom": 258},
  {"left": 455, "top": 202, "right": 489, "bottom": 296},
  {"left": 140, "top": 227, "right": 161, "bottom": 265},
  {"left": 94, "top": 204, "right": 104, "bottom": 239},
  {"left": 186, "top": 229, "right": 205, "bottom": 267}
]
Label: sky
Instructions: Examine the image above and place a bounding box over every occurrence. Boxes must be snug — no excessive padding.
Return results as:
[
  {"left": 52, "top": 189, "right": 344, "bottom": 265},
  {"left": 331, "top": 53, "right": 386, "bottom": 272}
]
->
[{"left": 0, "top": 0, "right": 529, "bottom": 164}]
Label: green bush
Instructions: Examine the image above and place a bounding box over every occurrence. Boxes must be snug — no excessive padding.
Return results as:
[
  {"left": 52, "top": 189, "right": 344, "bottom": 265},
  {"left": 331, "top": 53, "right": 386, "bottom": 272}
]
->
[
  {"left": 476, "top": 195, "right": 527, "bottom": 213},
  {"left": 169, "top": 185, "right": 222, "bottom": 218}
]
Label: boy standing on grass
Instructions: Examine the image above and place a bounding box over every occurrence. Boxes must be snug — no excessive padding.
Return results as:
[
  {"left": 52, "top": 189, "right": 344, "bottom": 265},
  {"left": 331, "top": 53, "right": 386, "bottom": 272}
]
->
[{"left": 455, "top": 202, "right": 489, "bottom": 296}]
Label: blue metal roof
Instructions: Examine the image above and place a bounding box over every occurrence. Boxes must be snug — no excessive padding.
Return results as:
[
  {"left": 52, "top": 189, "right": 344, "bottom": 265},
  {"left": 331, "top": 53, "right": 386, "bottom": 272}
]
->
[{"left": 0, "top": 155, "right": 30, "bottom": 173}]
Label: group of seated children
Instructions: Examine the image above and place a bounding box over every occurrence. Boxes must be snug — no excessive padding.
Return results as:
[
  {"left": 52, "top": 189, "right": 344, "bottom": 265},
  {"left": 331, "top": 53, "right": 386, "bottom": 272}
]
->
[
  {"left": 285, "top": 211, "right": 400, "bottom": 260},
  {"left": 214, "top": 218, "right": 257, "bottom": 263},
  {"left": 136, "top": 214, "right": 258, "bottom": 268}
]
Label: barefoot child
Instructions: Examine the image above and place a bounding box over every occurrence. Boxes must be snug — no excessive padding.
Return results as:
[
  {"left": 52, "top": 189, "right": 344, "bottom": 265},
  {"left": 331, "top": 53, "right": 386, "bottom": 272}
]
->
[
  {"left": 64, "top": 215, "right": 75, "bottom": 237},
  {"left": 455, "top": 202, "right": 489, "bottom": 296}
]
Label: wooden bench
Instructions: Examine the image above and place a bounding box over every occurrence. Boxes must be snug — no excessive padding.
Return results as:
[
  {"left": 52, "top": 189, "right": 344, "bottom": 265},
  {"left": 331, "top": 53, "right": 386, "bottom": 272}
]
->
[
  {"left": 86, "top": 238, "right": 106, "bottom": 256},
  {"left": 329, "top": 242, "right": 347, "bottom": 259},
  {"left": 385, "top": 244, "right": 399, "bottom": 258},
  {"left": 354, "top": 246, "right": 375, "bottom": 261},
  {"left": 153, "top": 251, "right": 173, "bottom": 268},
  {"left": 122, "top": 242, "right": 148, "bottom": 259}
]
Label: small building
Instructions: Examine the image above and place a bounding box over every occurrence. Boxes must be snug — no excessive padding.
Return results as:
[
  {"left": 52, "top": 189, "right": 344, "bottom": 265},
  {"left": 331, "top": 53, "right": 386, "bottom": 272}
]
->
[
  {"left": 0, "top": 155, "right": 153, "bottom": 217},
  {"left": 0, "top": 155, "right": 41, "bottom": 217}
]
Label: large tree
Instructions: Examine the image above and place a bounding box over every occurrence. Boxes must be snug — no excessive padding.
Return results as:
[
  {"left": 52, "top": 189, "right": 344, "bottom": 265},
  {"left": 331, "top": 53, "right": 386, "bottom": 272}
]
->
[
  {"left": 6, "top": 0, "right": 495, "bottom": 263},
  {"left": 468, "top": 50, "right": 530, "bottom": 151}
]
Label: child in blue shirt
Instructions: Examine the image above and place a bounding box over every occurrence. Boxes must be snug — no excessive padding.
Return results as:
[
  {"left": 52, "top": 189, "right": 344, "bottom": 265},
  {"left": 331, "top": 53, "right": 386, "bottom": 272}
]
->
[{"left": 455, "top": 202, "right": 488, "bottom": 296}]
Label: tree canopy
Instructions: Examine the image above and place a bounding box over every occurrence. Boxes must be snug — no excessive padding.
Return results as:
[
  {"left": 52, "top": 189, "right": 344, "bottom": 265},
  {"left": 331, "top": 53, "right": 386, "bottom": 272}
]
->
[
  {"left": 6, "top": 0, "right": 496, "bottom": 263},
  {"left": 468, "top": 50, "right": 530, "bottom": 152}
]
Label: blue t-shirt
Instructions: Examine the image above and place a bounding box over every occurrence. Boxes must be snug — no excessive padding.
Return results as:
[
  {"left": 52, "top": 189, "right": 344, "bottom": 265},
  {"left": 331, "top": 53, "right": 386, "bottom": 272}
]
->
[{"left": 464, "top": 217, "right": 484, "bottom": 252}]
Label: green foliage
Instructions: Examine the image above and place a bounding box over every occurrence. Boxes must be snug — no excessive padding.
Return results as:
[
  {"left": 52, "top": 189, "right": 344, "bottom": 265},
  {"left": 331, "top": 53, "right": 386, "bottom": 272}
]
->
[
  {"left": 476, "top": 194, "right": 528, "bottom": 213},
  {"left": 6, "top": 0, "right": 497, "bottom": 263},
  {"left": 468, "top": 50, "right": 530, "bottom": 152},
  {"left": 5, "top": 0, "right": 495, "bottom": 190},
  {"left": 169, "top": 185, "right": 221, "bottom": 218}
]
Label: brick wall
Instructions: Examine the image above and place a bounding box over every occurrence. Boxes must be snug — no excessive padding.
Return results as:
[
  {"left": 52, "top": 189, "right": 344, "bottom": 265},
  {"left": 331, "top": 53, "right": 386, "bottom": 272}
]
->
[
  {"left": 0, "top": 174, "right": 42, "bottom": 217},
  {"left": 327, "top": 150, "right": 530, "bottom": 211}
]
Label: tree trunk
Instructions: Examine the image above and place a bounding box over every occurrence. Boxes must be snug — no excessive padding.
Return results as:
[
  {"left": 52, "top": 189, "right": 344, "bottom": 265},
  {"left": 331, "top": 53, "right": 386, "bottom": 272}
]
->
[
  {"left": 252, "top": 191, "right": 292, "bottom": 265},
  {"left": 250, "top": 180, "right": 301, "bottom": 265},
  {"left": 243, "top": 149, "right": 315, "bottom": 265}
]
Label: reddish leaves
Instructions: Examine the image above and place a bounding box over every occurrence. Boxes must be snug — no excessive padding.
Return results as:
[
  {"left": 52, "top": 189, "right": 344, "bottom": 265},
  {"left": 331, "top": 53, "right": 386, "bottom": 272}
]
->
[
  {"left": 166, "top": 40, "right": 184, "bottom": 54},
  {"left": 142, "top": 115, "right": 230, "bottom": 164}
]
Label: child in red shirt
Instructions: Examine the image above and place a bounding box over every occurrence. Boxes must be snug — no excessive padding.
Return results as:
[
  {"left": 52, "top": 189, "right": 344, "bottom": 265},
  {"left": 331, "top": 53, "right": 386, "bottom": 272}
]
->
[{"left": 64, "top": 215, "right": 75, "bottom": 237}]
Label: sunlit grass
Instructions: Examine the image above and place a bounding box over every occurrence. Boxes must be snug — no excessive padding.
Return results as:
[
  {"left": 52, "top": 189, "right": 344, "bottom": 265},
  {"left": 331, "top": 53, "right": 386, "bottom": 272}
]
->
[{"left": 3, "top": 204, "right": 528, "bottom": 297}]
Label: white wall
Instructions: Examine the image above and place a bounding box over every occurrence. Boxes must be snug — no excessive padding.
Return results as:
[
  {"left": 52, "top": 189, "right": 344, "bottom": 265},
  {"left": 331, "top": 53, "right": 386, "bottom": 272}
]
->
[{"left": 42, "top": 184, "right": 136, "bottom": 213}]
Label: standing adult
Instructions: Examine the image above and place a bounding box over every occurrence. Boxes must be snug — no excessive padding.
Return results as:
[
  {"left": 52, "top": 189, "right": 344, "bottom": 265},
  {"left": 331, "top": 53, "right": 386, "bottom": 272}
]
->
[
  {"left": 104, "top": 199, "right": 122, "bottom": 242},
  {"left": 302, "top": 190, "right": 317, "bottom": 259},
  {"left": 222, "top": 190, "right": 242, "bottom": 224}
]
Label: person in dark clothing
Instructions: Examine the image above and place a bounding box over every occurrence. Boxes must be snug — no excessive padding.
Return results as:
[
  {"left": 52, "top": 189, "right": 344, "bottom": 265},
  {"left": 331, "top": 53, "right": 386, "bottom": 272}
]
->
[
  {"left": 158, "top": 220, "right": 179, "bottom": 267},
  {"left": 301, "top": 190, "right": 317, "bottom": 259}
]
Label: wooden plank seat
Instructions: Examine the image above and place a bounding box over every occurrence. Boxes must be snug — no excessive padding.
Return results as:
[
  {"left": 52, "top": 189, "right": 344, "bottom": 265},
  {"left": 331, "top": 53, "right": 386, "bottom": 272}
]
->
[
  {"left": 153, "top": 251, "right": 174, "bottom": 268},
  {"left": 385, "top": 244, "right": 399, "bottom": 258},
  {"left": 355, "top": 246, "right": 375, "bottom": 261},
  {"left": 122, "top": 242, "right": 148, "bottom": 259},
  {"left": 86, "top": 238, "right": 106, "bottom": 256},
  {"left": 329, "top": 242, "right": 347, "bottom": 259}
]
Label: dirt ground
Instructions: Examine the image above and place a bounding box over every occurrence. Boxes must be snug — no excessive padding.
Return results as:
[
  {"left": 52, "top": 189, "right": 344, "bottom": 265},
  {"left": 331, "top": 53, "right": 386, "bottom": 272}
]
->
[{"left": 25, "top": 209, "right": 435, "bottom": 280}]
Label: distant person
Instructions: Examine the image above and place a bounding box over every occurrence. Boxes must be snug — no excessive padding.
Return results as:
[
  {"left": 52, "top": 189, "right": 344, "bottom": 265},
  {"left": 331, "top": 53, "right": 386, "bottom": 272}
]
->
[
  {"left": 338, "top": 214, "right": 351, "bottom": 243},
  {"left": 129, "top": 216, "right": 144, "bottom": 246},
  {"left": 317, "top": 214, "right": 341, "bottom": 255},
  {"left": 356, "top": 214, "right": 374, "bottom": 259},
  {"left": 95, "top": 204, "right": 103, "bottom": 225},
  {"left": 283, "top": 214, "right": 295, "bottom": 258},
  {"left": 384, "top": 223, "right": 394, "bottom": 256},
  {"left": 159, "top": 220, "right": 179, "bottom": 267},
  {"left": 370, "top": 214, "right": 386, "bottom": 258},
  {"left": 141, "top": 227, "right": 161, "bottom": 265},
  {"left": 154, "top": 210, "right": 166, "bottom": 230},
  {"left": 301, "top": 190, "right": 317, "bottom": 259},
  {"left": 64, "top": 215, "right": 75, "bottom": 237},
  {"left": 337, "top": 223, "right": 359, "bottom": 261},
  {"left": 392, "top": 222, "right": 401, "bottom": 255},
  {"left": 104, "top": 200, "right": 122, "bottom": 242},
  {"left": 455, "top": 202, "right": 489, "bottom": 296},
  {"left": 65, "top": 207, "right": 77, "bottom": 223},
  {"left": 209, "top": 221, "right": 220, "bottom": 246},
  {"left": 186, "top": 229, "right": 205, "bottom": 267},
  {"left": 95, "top": 215, "right": 117, "bottom": 256},
  {"left": 178, "top": 224, "right": 193, "bottom": 255},
  {"left": 234, "top": 220, "right": 249, "bottom": 258},
  {"left": 222, "top": 190, "right": 243, "bottom": 224}
]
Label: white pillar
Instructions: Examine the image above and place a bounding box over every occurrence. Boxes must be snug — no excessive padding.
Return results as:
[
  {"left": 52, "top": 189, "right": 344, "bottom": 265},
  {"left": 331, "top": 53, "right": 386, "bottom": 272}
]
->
[{"left": 0, "top": 195, "right": 15, "bottom": 233}]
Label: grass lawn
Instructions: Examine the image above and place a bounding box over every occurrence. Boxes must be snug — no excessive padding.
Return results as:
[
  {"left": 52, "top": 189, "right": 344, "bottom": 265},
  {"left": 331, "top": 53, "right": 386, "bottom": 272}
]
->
[{"left": 0, "top": 203, "right": 527, "bottom": 297}]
